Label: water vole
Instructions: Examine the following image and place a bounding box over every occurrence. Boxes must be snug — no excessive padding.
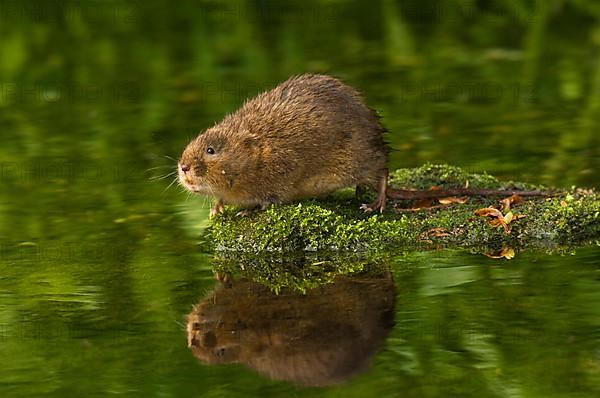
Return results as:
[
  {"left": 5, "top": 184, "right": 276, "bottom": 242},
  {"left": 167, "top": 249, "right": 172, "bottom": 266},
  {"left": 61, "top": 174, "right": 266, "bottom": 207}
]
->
[{"left": 178, "top": 74, "right": 389, "bottom": 215}]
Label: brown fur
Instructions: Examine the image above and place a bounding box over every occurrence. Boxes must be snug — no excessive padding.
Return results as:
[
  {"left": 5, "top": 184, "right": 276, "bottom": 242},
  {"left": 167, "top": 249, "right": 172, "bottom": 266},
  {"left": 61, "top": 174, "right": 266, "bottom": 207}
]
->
[{"left": 178, "top": 74, "right": 389, "bottom": 212}]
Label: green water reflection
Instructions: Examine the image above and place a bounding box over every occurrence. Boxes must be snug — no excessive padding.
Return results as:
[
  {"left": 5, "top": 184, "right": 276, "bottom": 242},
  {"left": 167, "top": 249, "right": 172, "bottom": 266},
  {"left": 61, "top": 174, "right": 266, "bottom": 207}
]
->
[{"left": 1, "top": 0, "right": 599, "bottom": 396}]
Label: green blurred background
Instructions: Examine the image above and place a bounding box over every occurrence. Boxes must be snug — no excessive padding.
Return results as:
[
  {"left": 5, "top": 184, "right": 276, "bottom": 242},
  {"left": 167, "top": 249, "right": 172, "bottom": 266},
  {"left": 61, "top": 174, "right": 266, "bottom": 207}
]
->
[{"left": 0, "top": 0, "right": 599, "bottom": 397}]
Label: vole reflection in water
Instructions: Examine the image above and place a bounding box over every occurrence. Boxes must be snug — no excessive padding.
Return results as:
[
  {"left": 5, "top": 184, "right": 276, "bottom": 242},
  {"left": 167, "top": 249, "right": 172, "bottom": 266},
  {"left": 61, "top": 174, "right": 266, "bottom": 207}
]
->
[{"left": 186, "top": 274, "right": 395, "bottom": 387}]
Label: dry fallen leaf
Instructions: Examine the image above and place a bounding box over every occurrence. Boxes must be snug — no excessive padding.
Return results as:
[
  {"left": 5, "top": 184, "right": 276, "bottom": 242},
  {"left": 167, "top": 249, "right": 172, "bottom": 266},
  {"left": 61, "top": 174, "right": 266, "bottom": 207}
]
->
[
  {"left": 438, "top": 196, "right": 469, "bottom": 205},
  {"left": 501, "top": 247, "right": 516, "bottom": 259},
  {"left": 500, "top": 194, "right": 523, "bottom": 212},
  {"left": 475, "top": 207, "right": 526, "bottom": 234},
  {"left": 490, "top": 217, "right": 511, "bottom": 233},
  {"left": 425, "top": 227, "right": 451, "bottom": 237},
  {"left": 475, "top": 207, "right": 503, "bottom": 218},
  {"left": 484, "top": 247, "right": 516, "bottom": 259}
]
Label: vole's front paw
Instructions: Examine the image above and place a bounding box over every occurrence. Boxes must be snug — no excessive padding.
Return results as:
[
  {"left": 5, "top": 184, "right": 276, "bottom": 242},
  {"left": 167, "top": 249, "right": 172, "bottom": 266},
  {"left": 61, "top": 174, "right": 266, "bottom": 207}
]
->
[
  {"left": 210, "top": 199, "right": 225, "bottom": 218},
  {"left": 235, "top": 202, "right": 271, "bottom": 217},
  {"left": 215, "top": 271, "right": 233, "bottom": 287}
]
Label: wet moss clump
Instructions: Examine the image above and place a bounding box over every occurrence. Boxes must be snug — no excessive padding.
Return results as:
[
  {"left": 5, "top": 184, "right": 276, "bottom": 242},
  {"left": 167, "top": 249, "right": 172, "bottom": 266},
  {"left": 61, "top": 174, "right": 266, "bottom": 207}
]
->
[{"left": 206, "top": 164, "right": 600, "bottom": 254}]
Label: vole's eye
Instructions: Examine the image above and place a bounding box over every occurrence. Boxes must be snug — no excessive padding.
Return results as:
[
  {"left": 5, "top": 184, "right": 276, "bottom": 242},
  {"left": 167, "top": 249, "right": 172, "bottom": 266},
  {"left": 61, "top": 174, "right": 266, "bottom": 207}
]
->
[{"left": 206, "top": 147, "right": 215, "bottom": 155}]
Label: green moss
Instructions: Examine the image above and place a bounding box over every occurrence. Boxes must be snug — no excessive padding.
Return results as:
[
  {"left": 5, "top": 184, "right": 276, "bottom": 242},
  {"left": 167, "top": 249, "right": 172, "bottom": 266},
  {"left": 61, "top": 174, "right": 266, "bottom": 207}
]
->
[
  {"left": 390, "top": 164, "right": 499, "bottom": 189},
  {"left": 206, "top": 164, "right": 600, "bottom": 254}
]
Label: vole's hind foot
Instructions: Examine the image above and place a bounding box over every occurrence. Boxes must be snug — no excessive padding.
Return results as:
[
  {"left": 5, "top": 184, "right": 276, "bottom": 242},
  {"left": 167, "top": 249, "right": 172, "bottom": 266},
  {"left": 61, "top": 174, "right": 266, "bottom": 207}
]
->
[
  {"left": 210, "top": 199, "right": 225, "bottom": 218},
  {"left": 360, "top": 172, "right": 388, "bottom": 213},
  {"left": 360, "top": 203, "right": 373, "bottom": 212},
  {"left": 360, "top": 196, "right": 386, "bottom": 213}
]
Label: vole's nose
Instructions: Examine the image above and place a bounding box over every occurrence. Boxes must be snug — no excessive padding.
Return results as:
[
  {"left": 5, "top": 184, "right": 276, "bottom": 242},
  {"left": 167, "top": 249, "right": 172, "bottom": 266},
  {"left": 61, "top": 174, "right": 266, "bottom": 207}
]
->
[{"left": 180, "top": 164, "right": 190, "bottom": 173}]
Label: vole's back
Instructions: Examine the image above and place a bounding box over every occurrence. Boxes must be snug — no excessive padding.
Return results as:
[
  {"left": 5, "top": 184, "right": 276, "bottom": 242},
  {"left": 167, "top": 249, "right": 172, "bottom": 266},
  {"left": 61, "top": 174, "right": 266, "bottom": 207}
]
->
[{"left": 218, "top": 74, "right": 388, "bottom": 202}]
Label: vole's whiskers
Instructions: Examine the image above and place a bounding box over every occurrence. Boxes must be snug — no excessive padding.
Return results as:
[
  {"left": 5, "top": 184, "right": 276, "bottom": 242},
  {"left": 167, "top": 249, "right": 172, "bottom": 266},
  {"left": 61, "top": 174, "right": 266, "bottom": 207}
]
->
[
  {"left": 173, "top": 318, "right": 187, "bottom": 331},
  {"left": 146, "top": 165, "right": 174, "bottom": 171},
  {"left": 150, "top": 170, "right": 177, "bottom": 181},
  {"left": 163, "top": 175, "right": 179, "bottom": 194},
  {"left": 146, "top": 158, "right": 177, "bottom": 183}
]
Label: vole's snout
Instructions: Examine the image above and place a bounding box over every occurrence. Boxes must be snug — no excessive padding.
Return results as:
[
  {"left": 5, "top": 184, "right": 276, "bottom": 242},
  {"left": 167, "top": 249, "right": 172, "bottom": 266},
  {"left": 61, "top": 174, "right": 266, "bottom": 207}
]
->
[
  {"left": 178, "top": 155, "right": 202, "bottom": 192},
  {"left": 177, "top": 142, "right": 211, "bottom": 194}
]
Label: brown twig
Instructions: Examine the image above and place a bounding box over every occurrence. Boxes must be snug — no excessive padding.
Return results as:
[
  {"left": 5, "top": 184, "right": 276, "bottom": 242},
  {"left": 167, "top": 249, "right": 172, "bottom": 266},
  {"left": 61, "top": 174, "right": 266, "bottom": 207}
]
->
[{"left": 387, "top": 188, "right": 559, "bottom": 200}]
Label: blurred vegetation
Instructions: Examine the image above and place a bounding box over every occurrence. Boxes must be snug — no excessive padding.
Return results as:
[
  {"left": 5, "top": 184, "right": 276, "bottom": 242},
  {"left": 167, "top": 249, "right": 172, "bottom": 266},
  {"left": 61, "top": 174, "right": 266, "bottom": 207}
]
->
[{"left": 0, "top": 0, "right": 599, "bottom": 397}]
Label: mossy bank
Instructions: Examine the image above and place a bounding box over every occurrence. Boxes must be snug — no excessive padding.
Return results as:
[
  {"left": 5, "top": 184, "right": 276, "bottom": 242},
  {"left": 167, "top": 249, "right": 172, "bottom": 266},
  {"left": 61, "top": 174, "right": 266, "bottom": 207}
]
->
[{"left": 206, "top": 164, "right": 600, "bottom": 254}]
